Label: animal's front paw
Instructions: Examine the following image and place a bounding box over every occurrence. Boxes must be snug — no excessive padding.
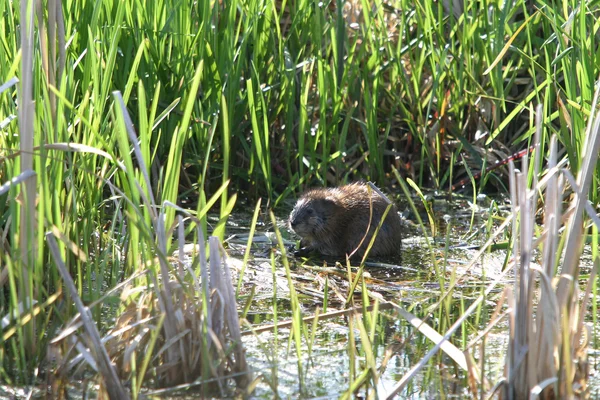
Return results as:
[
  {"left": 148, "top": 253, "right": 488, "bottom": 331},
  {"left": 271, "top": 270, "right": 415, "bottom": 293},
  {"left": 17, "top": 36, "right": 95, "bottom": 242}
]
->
[{"left": 293, "top": 246, "right": 314, "bottom": 257}]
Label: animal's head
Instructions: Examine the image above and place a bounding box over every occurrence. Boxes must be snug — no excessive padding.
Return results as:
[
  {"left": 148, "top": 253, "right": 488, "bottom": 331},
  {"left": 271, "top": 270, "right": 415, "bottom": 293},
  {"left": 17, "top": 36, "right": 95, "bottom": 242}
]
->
[{"left": 289, "top": 196, "right": 338, "bottom": 237}]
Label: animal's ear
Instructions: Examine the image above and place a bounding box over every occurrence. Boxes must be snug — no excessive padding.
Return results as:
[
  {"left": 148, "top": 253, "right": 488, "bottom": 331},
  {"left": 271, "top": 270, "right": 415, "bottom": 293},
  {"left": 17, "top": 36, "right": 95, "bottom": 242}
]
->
[
  {"left": 320, "top": 197, "right": 338, "bottom": 212},
  {"left": 324, "top": 195, "right": 337, "bottom": 203}
]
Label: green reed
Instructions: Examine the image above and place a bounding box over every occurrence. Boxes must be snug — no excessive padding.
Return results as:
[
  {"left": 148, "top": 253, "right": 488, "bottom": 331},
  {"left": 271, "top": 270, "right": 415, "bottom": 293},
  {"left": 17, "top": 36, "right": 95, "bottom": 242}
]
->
[{"left": 1, "top": 0, "right": 600, "bottom": 394}]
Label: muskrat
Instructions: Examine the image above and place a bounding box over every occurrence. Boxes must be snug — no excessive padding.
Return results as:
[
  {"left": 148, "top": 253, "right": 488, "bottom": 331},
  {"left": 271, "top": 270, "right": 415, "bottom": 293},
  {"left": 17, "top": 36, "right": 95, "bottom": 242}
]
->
[{"left": 288, "top": 182, "right": 402, "bottom": 258}]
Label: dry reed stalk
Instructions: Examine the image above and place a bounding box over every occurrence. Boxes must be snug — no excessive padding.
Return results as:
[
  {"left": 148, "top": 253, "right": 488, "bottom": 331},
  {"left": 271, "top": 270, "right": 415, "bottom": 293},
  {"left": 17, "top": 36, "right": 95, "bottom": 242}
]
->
[
  {"left": 501, "top": 95, "right": 600, "bottom": 399},
  {"left": 18, "top": 0, "right": 38, "bottom": 358},
  {"left": 50, "top": 222, "right": 249, "bottom": 396}
]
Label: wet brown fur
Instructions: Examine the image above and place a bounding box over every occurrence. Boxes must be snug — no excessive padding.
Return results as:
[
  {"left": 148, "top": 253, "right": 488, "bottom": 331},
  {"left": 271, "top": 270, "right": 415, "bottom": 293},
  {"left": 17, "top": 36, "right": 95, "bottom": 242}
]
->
[{"left": 288, "top": 182, "right": 402, "bottom": 257}]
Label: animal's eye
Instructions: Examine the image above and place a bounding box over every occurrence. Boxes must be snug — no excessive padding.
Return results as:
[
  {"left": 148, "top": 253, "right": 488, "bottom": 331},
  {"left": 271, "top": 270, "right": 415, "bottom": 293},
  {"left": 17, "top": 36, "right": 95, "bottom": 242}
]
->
[{"left": 306, "top": 207, "right": 314, "bottom": 215}]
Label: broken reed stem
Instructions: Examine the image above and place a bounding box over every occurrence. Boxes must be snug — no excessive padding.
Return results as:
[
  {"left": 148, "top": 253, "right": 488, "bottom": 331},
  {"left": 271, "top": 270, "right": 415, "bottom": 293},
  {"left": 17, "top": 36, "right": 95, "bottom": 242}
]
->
[
  {"left": 556, "top": 81, "right": 600, "bottom": 305},
  {"left": 505, "top": 91, "right": 600, "bottom": 399}
]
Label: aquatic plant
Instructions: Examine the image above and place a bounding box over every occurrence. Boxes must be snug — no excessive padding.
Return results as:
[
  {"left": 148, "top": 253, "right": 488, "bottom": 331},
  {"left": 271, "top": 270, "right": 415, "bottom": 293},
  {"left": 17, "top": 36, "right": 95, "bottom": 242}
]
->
[
  {"left": 0, "top": 0, "right": 599, "bottom": 396},
  {"left": 499, "top": 100, "right": 599, "bottom": 397}
]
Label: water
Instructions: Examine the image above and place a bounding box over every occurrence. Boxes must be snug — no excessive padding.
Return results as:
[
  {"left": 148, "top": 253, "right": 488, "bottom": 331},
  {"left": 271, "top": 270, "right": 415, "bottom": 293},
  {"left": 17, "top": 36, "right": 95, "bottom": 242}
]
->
[
  {"left": 7, "top": 193, "right": 595, "bottom": 399},
  {"left": 223, "top": 193, "right": 600, "bottom": 399}
]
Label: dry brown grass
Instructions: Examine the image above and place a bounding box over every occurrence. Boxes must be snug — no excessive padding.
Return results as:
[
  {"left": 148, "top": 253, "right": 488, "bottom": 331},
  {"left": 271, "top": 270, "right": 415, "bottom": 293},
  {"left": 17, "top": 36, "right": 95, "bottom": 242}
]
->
[{"left": 499, "top": 98, "right": 599, "bottom": 399}]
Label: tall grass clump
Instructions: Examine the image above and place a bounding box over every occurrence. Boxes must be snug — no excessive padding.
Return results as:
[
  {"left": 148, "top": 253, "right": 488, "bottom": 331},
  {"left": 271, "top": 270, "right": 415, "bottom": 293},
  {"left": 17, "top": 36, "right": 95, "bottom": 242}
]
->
[
  {"left": 500, "top": 99, "right": 599, "bottom": 397},
  {"left": 1, "top": 0, "right": 248, "bottom": 394},
  {"left": 9, "top": 0, "right": 593, "bottom": 199},
  {"left": 47, "top": 216, "right": 249, "bottom": 398}
]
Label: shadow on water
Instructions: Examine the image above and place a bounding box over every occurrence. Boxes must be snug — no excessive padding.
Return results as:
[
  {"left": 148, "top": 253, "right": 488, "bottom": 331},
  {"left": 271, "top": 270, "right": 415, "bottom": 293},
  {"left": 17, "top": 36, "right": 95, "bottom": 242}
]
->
[{"left": 208, "top": 193, "right": 599, "bottom": 399}]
